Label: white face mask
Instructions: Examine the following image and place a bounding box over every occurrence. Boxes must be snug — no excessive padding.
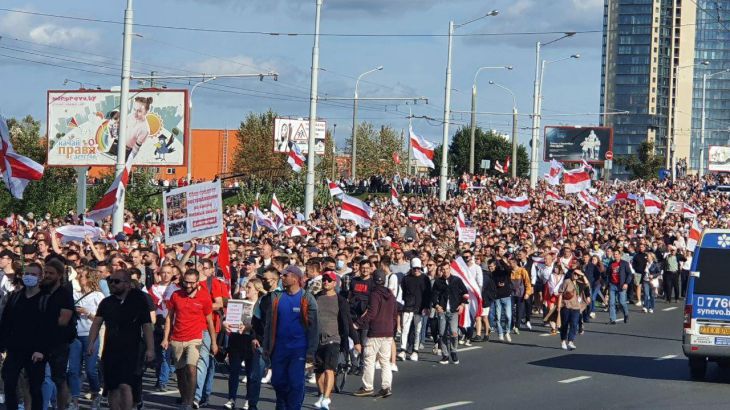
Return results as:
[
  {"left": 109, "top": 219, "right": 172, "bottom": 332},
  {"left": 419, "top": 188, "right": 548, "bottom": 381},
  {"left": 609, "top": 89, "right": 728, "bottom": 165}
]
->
[{"left": 22, "top": 275, "right": 39, "bottom": 287}]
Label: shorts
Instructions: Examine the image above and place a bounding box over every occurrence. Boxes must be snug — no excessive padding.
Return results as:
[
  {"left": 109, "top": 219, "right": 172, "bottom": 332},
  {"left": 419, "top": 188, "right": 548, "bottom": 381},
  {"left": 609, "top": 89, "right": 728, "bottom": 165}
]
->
[
  {"left": 314, "top": 343, "right": 340, "bottom": 373},
  {"left": 632, "top": 273, "right": 642, "bottom": 286},
  {"left": 480, "top": 306, "right": 490, "bottom": 317},
  {"left": 102, "top": 348, "right": 140, "bottom": 391},
  {"left": 47, "top": 343, "right": 70, "bottom": 387},
  {"left": 170, "top": 339, "right": 202, "bottom": 370}
]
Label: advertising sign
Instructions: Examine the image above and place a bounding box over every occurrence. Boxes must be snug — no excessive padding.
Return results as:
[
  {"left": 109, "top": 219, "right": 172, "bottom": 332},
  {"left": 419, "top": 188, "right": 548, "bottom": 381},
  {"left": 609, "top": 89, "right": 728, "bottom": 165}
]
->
[
  {"left": 47, "top": 89, "right": 188, "bottom": 166},
  {"left": 544, "top": 126, "right": 613, "bottom": 163},
  {"left": 273, "top": 118, "right": 326, "bottom": 155},
  {"left": 708, "top": 146, "right": 730, "bottom": 173},
  {"left": 162, "top": 181, "right": 223, "bottom": 245}
]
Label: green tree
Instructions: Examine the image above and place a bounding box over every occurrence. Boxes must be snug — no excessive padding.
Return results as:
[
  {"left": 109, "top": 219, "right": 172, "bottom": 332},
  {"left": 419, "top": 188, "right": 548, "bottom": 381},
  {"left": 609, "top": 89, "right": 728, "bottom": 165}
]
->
[
  {"left": 345, "top": 122, "right": 406, "bottom": 179},
  {"left": 615, "top": 141, "right": 664, "bottom": 180},
  {"left": 431, "top": 126, "right": 529, "bottom": 177},
  {"left": 87, "top": 168, "right": 163, "bottom": 215},
  {"left": 232, "top": 110, "right": 288, "bottom": 178}
]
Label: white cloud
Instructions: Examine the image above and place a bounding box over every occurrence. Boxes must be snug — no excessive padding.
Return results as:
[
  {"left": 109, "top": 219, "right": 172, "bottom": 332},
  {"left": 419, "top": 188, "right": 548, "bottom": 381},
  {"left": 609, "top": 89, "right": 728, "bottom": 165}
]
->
[
  {"left": 28, "top": 24, "right": 100, "bottom": 47},
  {"left": 187, "top": 55, "right": 279, "bottom": 75}
]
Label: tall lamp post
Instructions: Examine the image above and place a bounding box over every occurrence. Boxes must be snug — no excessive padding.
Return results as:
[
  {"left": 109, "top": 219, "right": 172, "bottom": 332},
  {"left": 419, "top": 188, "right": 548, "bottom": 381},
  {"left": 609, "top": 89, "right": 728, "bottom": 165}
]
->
[
  {"left": 468, "top": 65, "right": 512, "bottom": 174},
  {"left": 529, "top": 33, "right": 576, "bottom": 189},
  {"left": 699, "top": 68, "right": 730, "bottom": 178},
  {"left": 488, "top": 81, "right": 518, "bottom": 178},
  {"left": 441, "top": 9, "right": 499, "bottom": 202},
  {"left": 304, "top": 0, "right": 323, "bottom": 220},
  {"left": 187, "top": 76, "right": 216, "bottom": 182},
  {"left": 351, "top": 65, "right": 383, "bottom": 181}
]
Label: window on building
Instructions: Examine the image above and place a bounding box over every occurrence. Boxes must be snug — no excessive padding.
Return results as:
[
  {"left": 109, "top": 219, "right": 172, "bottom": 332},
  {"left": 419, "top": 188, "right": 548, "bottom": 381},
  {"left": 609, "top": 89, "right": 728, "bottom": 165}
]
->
[{"left": 166, "top": 168, "right": 176, "bottom": 175}]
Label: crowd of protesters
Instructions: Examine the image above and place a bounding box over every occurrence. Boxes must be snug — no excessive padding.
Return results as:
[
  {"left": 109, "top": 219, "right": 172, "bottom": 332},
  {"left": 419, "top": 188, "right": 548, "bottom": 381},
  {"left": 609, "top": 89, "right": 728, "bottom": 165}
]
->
[{"left": 0, "top": 171, "right": 728, "bottom": 410}]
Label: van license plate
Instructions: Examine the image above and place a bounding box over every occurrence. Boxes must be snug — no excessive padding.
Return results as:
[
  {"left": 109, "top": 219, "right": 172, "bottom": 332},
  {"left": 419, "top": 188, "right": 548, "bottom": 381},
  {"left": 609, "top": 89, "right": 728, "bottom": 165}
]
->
[{"left": 699, "top": 326, "right": 730, "bottom": 335}]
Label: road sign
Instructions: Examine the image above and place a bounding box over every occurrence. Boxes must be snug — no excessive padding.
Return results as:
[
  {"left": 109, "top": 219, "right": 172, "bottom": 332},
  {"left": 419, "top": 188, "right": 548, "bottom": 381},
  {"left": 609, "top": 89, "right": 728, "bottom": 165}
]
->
[
  {"left": 480, "top": 159, "right": 491, "bottom": 169},
  {"left": 605, "top": 151, "right": 614, "bottom": 160},
  {"left": 604, "top": 159, "right": 613, "bottom": 170}
]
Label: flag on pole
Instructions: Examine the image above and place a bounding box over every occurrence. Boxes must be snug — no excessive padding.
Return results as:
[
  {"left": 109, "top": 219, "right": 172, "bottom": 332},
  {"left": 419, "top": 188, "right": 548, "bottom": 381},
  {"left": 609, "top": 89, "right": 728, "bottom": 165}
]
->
[
  {"left": 495, "top": 195, "right": 530, "bottom": 214},
  {"left": 581, "top": 159, "right": 594, "bottom": 172},
  {"left": 503, "top": 156, "right": 511, "bottom": 174},
  {"left": 86, "top": 151, "right": 136, "bottom": 222},
  {"left": 456, "top": 208, "right": 467, "bottom": 236},
  {"left": 578, "top": 190, "right": 600, "bottom": 210},
  {"left": 0, "top": 115, "right": 44, "bottom": 199},
  {"left": 563, "top": 166, "right": 591, "bottom": 194},
  {"left": 326, "top": 179, "right": 344, "bottom": 198},
  {"left": 643, "top": 193, "right": 662, "bottom": 214},
  {"left": 390, "top": 186, "right": 400, "bottom": 207},
  {"left": 687, "top": 219, "right": 702, "bottom": 252},
  {"left": 409, "top": 126, "right": 435, "bottom": 168},
  {"left": 271, "top": 193, "right": 286, "bottom": 228},
  {"left": 544, "top": 159, "right": 564, "bottom": 186},
  {"left": 450, "top": 257, "right": 483, "bottom": 328},
  {"left": 606, "top": 192, "right": 638, "bottom": 205},
  {"left": 340, "top": 195, "right": 373, "bottom": 227},
  {"left": 218, "top": 229, "right": 231, "bottom": 284},
  {"left": 546, "top": 188, "right": 572, "bottom": 207},
  {"left": 682, "top": 204, "right": 697, "bottom": 219},
  {"left": 494, "top": 160, "right": 505, "bottom": 174},
  {"left": 287, "top": 141, "right": 305, "bottom": 173}
]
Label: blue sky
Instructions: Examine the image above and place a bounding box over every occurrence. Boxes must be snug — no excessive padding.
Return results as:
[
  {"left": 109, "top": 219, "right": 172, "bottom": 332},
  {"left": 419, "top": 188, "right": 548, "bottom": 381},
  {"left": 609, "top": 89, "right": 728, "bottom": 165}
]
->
[{"left": 0, "top": 0, "right": 605, "bottom": 152}]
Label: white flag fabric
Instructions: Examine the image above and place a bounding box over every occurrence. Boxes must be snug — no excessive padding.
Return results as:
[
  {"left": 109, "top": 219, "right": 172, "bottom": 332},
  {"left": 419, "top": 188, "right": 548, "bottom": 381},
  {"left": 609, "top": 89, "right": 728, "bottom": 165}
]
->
[
  {"left": 0, "top": 115, "right": 44, "bottom": 199},
  {"left": 86, "top": 151, "right": 136, "bottom": 222},
  {"left": 578, "top": 190, "right": 600, "bottom": 210},
  {"left": 686, "top": 219, "right": 702, "bottom": 252},
  {"left": 287, "top": 141, "right": 305, "bottom": 173},
  {"left": 271, "top": 193, "right": 286, "bottom": 229},
  {"left": 390, "top": 186, "right": 400, "bottom": 207},
  {"left": 543, "top": 159, "right": 563, "bottom": 186},
  {"left": 563, "top": 166, "right": 591, "bottom": 194},
  {"left": 340, "top": 195, "right": 373, "bottom": 227},
  {"left": 643, "top": 193, "right": 662, "bottom": 215},
  {"left": 409, "top": 126, "right": 435, "bottom": 168},
  {"left": 450, "top": 257, "right": 483, "bottom": 328},
  {"left": 495, "top": 195, "right": 530, "bottom": 214},
  {"left": 546, "top": 188, "right": 572, "bottom": 207},
  {"left": 327, "top": 179, "right": 344, "bottom": 198}
]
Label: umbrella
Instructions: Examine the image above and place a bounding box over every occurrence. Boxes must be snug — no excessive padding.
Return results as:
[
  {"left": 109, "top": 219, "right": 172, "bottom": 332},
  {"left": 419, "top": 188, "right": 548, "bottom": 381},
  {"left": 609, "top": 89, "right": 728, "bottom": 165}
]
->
[{"left": 284, "top": 225, "right": 309, "bottom": 237}]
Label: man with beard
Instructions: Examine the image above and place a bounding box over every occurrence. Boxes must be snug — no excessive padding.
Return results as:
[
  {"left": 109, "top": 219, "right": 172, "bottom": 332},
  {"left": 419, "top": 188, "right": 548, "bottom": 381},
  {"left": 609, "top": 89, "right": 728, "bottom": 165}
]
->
[
  {"left": 162, "top": 269, "right": 218, "bottom": 410},
  {"left": 87, "top": 269, "right": 155, "bottom": 410}
]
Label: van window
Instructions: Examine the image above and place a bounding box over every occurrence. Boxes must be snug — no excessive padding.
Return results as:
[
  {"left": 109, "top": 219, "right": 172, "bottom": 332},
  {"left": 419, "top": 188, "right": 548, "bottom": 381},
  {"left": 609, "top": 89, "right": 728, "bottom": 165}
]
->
[{"left": 693, "top": 248, "right": 730, "bottom": 296}]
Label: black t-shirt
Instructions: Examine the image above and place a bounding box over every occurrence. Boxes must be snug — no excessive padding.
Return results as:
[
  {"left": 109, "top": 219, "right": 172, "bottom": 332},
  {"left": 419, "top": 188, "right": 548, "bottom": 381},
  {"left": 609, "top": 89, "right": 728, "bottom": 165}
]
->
[
  {"left": 0, "top": 291, "right": 49, "bottom": 354},
  {"left": 96, "top": 288, "right": 152, "bottom": 359},
  {"left": 42, "top": 285, "right": 75, "bottom": 347}
]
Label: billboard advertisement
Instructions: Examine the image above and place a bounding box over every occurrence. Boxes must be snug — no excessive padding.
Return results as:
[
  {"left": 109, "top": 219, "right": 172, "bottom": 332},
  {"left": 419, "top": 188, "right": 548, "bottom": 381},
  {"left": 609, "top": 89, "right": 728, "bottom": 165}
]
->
[
  {"left": 163, "top": 180, "right": 223, "bottom": 244},
  {"left": 47, "top": 89, "right": 188, "bottom": 166},
  {"left": 708, "top": 146, "right": 730, "bottom": 173},
  {"left": 544, "top": 126, "right": 613, "bottom": 163},
  {"left": 273, "top": 117, "right": 326, "bottom": 155}
]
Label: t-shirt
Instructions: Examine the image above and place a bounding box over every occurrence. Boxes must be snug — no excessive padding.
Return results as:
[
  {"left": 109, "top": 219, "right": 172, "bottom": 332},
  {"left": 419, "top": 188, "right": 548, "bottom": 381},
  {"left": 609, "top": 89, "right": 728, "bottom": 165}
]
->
[
  {"left": 42, "top": 285, "right": 75, "bottom": 347},
  {"left": 610, "top": 261, "right": 620, "bottom": 285},
  {"left": 275, "top": 290, "right": 307, "bottom": 350},
  {"left": 317, "top": 294, "right": 340, "bottom": 345},
  {"left": 199, "top": 277, "right": 227, "bottom": 332},
  {"left": 96, "top": 289, "right": 152, "bottom": 358},
  {"left": 167, "top": 289, "right": 213, "bottom": 342},
  {"left": 73, "top": 290, "right": 105, "bottom": 337}
]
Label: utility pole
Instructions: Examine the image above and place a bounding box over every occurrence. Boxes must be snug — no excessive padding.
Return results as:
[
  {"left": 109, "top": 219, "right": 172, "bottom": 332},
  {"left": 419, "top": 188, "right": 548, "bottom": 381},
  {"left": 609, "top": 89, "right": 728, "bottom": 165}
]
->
[
  {"left": 440, "top": 20, "right": 454, "bottom": 203},
  {"left": 332, "top": 124, "right": 337, "bottom": 181},
  {"left": 304, "top": 0, "right": 322, "bottom": 220}
]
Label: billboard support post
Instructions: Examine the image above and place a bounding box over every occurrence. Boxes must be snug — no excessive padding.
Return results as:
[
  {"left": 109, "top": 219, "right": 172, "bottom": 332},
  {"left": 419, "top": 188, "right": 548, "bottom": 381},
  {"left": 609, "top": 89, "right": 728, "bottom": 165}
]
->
[
  {"left": 75, "top": 167, "right": 87, "bottom": 216},
  {"left": 113, "top": 0, "right": 134, "bottom": 235}
]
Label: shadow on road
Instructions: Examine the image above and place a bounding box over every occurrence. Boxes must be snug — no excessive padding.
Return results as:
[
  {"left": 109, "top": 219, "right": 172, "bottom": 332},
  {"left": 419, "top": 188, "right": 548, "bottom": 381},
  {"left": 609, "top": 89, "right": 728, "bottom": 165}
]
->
[
  {"left": 584, "top": 328, "right": 682, "bottom": 342},
  {"left": 528, "top": 354, "right": 730, "bottom": 383}
]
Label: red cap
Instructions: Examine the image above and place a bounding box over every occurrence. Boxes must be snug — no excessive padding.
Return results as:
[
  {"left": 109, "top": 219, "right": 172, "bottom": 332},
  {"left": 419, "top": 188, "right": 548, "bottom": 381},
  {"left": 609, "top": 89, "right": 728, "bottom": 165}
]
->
[{"left": 322, "top": 271, "right": 338, "bottom": 282}]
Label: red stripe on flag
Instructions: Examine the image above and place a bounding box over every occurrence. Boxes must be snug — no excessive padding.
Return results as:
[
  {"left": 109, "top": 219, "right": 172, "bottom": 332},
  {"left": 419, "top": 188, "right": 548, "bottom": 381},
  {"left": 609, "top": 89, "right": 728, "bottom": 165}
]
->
[{"left": 342, "top": 201, "right": 370, "bottom": 220}]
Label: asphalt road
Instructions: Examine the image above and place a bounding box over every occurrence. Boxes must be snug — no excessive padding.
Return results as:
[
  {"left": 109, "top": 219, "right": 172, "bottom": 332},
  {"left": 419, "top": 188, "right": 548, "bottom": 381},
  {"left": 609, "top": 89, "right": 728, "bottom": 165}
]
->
[{"left": 143, "top": 300, "right": 730, "bottom": 410}]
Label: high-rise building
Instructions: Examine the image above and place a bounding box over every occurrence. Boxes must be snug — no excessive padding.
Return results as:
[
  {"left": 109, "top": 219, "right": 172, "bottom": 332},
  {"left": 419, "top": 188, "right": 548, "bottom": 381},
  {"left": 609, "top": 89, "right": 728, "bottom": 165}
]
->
[{"left": 600, "top": 0, "right": 698, "bottom": 177}]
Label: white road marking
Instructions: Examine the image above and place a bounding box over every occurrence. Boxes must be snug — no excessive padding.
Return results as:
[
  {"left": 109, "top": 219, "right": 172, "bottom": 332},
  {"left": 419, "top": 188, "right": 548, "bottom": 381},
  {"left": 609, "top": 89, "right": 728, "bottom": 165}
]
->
[
  {"left": 458, "top": 346, "right": 482, "bottom": 352},
  {"left": 539, "top": 333, "right": 553, "bottom": 337},
  {"left": 558, "top": 375, "right": 592, "bottom": 384},
  {"left": 149, "top": 389, "right": 180, "bottom": 396},
  {"left": 663, "top": 307, "right": 678, "bottom": 311},
  {"left": 655, "top": 354, "right": 678, "bottom": 361},
  {"left": 423, "top": 401, "right": 475, "bottom": 410}
]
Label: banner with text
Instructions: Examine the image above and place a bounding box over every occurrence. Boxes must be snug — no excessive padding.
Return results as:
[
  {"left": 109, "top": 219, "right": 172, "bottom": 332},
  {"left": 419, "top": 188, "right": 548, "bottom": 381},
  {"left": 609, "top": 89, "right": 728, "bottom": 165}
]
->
[{"left": 163, "top": 181, "right": 223, "bottom": 244}]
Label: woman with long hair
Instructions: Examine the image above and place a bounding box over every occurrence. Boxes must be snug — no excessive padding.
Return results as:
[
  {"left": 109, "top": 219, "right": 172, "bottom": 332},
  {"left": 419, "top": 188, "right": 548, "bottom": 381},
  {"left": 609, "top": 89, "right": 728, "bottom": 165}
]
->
[
  {"left": 543, "top": 264, "right": 565, "bottom": 335},
  {"left": 67, "top": 267, "right": 105, "bottom": 410}
]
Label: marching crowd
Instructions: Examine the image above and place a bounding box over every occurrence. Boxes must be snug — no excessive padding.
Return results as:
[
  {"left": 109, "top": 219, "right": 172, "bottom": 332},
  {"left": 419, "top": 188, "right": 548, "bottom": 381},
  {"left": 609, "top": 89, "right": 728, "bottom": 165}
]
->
[{"left": 0, "top": 172, "right": 728, "bottom": 410}]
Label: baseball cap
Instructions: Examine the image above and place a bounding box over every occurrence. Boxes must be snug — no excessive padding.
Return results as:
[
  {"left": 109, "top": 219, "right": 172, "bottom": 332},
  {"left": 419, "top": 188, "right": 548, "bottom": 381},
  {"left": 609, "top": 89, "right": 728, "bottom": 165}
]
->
[
  {"left": 283, "top": 265, "right": 304, "bottom": 278},
  {"left": 373, "top": 269, "right": 386, "bottom": 285},
  {"left": 322, "top": 271, "right": 337, "bottom": 282},
  {"left": 411, "top": 257, "right": 423, "bottom": 269}
]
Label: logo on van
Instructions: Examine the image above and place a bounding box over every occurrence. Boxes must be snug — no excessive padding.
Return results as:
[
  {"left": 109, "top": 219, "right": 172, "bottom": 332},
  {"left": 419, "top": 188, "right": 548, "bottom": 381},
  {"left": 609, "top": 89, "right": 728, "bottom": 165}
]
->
[{"left": 719, "top": 234, "right": 730, "bottom": 248}]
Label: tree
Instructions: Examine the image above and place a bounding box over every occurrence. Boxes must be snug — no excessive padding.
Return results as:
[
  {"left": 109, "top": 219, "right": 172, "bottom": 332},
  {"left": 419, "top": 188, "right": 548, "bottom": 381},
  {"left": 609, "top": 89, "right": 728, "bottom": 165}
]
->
[
  {"left": 431, "top": 126, "right": 529, "bottom": 177},
  {"left": 345, "top": 122, "right": 406, "bottom": 179},
  {"left": 231, "top": 110, "right": 288, "bottom": 178},
  {"left": 615, "top": 141, "right": 664, "bottom": 180},
  {"left": 315, "top": 129, "right": 336, "bottom": 180}
]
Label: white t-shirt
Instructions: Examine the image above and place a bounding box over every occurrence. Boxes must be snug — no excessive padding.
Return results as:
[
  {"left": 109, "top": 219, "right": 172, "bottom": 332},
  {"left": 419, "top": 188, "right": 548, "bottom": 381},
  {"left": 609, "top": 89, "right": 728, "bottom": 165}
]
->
[
  {"left": 74, "top": 290, "right": 105, "bottom": 337},
  {"left": 386, "top": 272, "right": 403, "bottom": 305}
]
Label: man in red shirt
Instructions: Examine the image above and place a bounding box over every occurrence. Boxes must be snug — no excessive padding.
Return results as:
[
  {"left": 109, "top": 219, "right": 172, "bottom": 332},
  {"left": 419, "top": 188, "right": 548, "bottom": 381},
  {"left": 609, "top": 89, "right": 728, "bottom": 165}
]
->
[{"left": 162, "top": 269, "right": 218, "bottom": 409}]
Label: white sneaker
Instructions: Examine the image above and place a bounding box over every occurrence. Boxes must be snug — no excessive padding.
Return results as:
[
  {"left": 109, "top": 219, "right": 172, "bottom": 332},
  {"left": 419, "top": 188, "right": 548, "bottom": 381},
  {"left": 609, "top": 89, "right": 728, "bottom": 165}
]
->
[
  {"left": 649, "top": 309, "right": 654, "bottom": 313},
  {"left": 307, "top": 373, "right": 317, "bottom": 384},
  {"left": 513, "top": 327, "right": 520, "bottom": 335},
  {"left": 464, "top": 339, "right": 472, "bottom": 347},
  {"left": 642, "top": 307, "right": 648, "bottom": 313},
  {"left": 241, "top": 375, "right": 247, "bottom": 384},
  {"left": 458, "top": 338, "right": 465, "bottom": 345},
  {"left": 561, "top": 341, "right": 568, "bottom": 350},
  {"left": 568, "top": 341, "right": 577, "bottom": 350},
  {"left": 505, "top": 333, "right": 512, "bottom": 343},
  {"left": 242, "top": 400, "right": 249, "bottom": 410},
  {"left": 525, "top": 321, "right": 532, "bottom": 330},
  {"left": 261, "top": 370, "right": 272, "bottom": 384},
  {"left": 432, "top": 345, "right": 440, "bottom": 355},
  {"left": 418, "top": 343, "right": 425, "bottom": 350},
  {"left": 589, "top": 312, "right": 596, "bottom": 319},
  {"left": 636, "top": 301, "right": 642, "bottom": 306},
  {"left": 397, "top": 351, "right": 406, "bottom": 361},
  {"left": 224, "top": 400, "right": 236, "bottom": 410},
  {"left": 409, "top": 352, "right": 419, "bottom": 361},
  {"left": 314, "top": 395, "right": 324, "bottom": 409},
  {"left": 391, "top": 363, "right": 399, "bottom": 372},
  {"left": 321, "top": 397, "right": 331, "bottom": 410},
  {"left": 498, "top": 334, "right": 504, "bottom": 341}
]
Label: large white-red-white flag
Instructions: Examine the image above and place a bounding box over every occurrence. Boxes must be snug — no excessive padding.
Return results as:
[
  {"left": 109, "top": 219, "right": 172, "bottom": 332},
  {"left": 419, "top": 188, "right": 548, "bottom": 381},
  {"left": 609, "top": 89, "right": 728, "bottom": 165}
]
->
[
  {"left": 390, "top": 186, "right": 400, "bottom": 207},
  {"left": 86, "top": 151, "right": 136, "bottom": 222},
  {"left": 409, "top": 126, "right": 435, "bottom": 168},
  {"left": 544, "top": 159, "right": 563, "bottom": 186},
  {"left": 546, "top": 188, "right": 572, "bottom": 207},
  {"left": 606, "top": 192, "right": 638, "bottom": 205},
  {"left": 686, "top": 219, "right": 702, "bottom": 252},
  {"left": 682, "top": 204, "right": 697, "bottom": 219},
  {"left": 271, "top": 193, "right": 286, "bottom": 229},
  {"left": 643, "top": 193, "right": 662, "bottom": 215},
  {"left": 340, "top": 194, "right": 373, "bottom": 227},
  {"left": 455, "top": 208, "right": 467, "bottom": 236},
  {"left": 287, "top": 141, "right": 306, "bottom": 173},
  {"left": 494, "top": 160, "right": 505, "bottom": 174},
  {"left": 0, "top": 116, "right": 44, "bottom": 199},
  {"left": 578, "top": 190, "right": 600, "bottom": 210},
  {"left": 450, "top": 257, "right": 483, "bottom": 328},
  {"left": 563, "top": 166, "right": 591, "bottom": 194},
  {"left": 326, "top": 179, "right": 344, "bottom": 198},
  {"left": 495, "top": 195, "right": 530, "bottom": 214}
]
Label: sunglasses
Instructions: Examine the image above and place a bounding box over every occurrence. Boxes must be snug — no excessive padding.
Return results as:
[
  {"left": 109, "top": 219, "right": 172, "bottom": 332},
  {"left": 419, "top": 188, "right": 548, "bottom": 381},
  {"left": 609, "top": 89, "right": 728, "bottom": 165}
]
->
[
  {"left": 322, "top": 277, "right": 335, "bottom": 283},
  {"left": 107, "top": 278, "right": 127, "bottom": 285}
]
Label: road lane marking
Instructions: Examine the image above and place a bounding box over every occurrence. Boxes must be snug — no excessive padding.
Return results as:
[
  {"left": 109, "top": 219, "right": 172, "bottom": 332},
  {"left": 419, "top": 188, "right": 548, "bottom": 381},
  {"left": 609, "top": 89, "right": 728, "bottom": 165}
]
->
[
  {"left": 655, "top": 354, "right": 677, "bottom": 361},
  {"left": 663, "top": 307, "right": 678, "bottom": 311},
  {"left": 539, "top": 333, "right": 552, "bottom": 337},
  {"left": 423, "top": 401, "right": 474, "bottom": 410},
  {"left": 150, "top": 389, "right": 180, "bottom": 396},
  {"left": 558, "top": 376, "right": 591, "bottom": 384},
  {"left": 458, "top": 346, "right": 482, "bottom": 352}
]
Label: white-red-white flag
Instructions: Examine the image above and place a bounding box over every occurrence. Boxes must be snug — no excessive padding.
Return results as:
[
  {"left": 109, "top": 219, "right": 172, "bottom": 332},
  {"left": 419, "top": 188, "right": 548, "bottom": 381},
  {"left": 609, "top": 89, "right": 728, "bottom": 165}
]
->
[
  {"left": 546, "top": 188, "right": 572, "bottom": 207},
  {"left": 86, "top": 151, "right": 136, "bottom": 223},
  {"left": 0, "top": 115, "right": 44, "bottom": 199},
  {"left": 271, "top": 193, "right": 286, "bottom": 229},
  {"left": 544, "top": 159, "right": 563, "bottom": 186},
  {"left": 682, "top": 204, "right": 697, "bottom": 219},
  {"left": 456, "top": 208, "right": 467, "bottom": 236},
  {"left": 450, "top": 257, "right": 483, "bottom": 328},
  {"left": 504, "top": 156, "right": 511, "bottom": 174},
  {"left": 495, "top": 195, "right": 530, "bottom": 214},
  {"left": 686, "top": 219, "right": 702, "bottom": 252},
  {"left": 409, "top": 126, "right": 435, "bottom": 168},
  {"left": 578, "top": 190, "right": 600, "bottom": 210},
  {"left": 287, "top": 141, "right": 306, "bottom": 173},
  {"left": 643, "top": 193, "right": 662, "bottom": 215},
  {"left": 408, "top": 212, "right": 425, "bottom": 222},
  {"left": 494, "top": 160, "right": 504, "bottom": 174},
  {"left": 326, "top": 179, "right": 344, "bottom": 198},
  {"left": 581, "top": 159, "right": 594, "bottom": 172},
  {"left": 340, "top": 195, "right": 373, "bottom": 227},
  {"left": 390, "top": 186, "right": 400, "bottom": 207},
  {"left": 563, "top": 166, "right": 591, "bottom": 194}
]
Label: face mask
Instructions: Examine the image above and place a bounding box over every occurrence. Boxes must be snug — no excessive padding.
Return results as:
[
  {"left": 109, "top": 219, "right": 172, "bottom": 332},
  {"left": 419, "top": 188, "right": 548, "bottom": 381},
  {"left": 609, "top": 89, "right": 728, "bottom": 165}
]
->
[
  {"left": 336, "top": 260, "right": 345, "bottom": 270},
  {"left": 22, "top": 275, "right": 39, "bottom": 287}
]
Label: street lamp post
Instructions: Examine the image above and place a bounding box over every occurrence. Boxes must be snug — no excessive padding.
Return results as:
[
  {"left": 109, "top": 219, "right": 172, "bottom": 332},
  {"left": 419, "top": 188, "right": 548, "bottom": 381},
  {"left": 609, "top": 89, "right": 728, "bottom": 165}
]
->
[
  {"left": 351, "top": 65, "right": 383, "bottom": 181},
  {"left": 469, "top": 65, "right": 512, "bottom": 174},
  {"left": 489, "top": 81, "right": 518, "bottom": 178},
  {"left": 441, "top": 10, "right": 499, "bottom": 202},
  {"left": 304, "top": 0, "right": 322, "bottom": 220},
  {"left": 187, "top": 76, "right": 216, "bottom": 182},
  {"left": 699, "top": 68, "right": 730, "bottom": 178}
]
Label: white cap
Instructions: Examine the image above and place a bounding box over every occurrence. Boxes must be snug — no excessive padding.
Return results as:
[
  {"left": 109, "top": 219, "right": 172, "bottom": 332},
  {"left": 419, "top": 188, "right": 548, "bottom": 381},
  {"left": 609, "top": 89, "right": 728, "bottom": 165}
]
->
[
  {"left": 383, "top": 236, "right": 392, "bottom": 242},
  {"left": 411, "top": 257, "right": 422, "bottom": 269}
]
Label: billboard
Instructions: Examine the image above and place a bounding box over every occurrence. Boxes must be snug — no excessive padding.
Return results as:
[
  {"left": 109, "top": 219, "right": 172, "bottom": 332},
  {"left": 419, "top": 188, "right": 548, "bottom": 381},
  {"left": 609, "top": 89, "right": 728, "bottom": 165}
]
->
[
  {"left": 544, "top": 126, "right": 613, "bottom": 163},
  {"left": 708, "top": 146, "right": 730, "bottom": 173},
  {"left": 163, "top": 180, "right": 223, "bottom": 244},
  {"left": 47, "top": 89, "right": 188, "bottom": 166},
  {"left": 273, "top": 117, "right": 326, "bottom": 155}
]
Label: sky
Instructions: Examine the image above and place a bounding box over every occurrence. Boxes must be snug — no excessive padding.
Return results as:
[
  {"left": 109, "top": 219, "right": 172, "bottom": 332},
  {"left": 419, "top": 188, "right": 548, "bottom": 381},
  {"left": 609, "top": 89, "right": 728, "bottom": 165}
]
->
[{"left": 0, "top": 0, "right": 606, "bottom": 153}]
